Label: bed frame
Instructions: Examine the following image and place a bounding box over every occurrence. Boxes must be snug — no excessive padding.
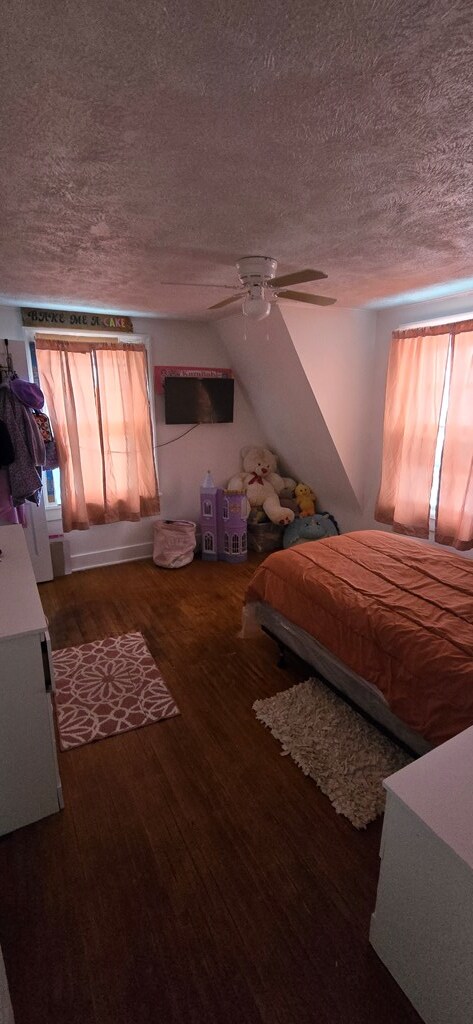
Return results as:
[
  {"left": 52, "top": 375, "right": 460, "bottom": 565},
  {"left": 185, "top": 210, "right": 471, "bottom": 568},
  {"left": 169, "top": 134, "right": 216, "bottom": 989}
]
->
[{"left": 251, "top": 601, "right": 431, "bottom": 756}]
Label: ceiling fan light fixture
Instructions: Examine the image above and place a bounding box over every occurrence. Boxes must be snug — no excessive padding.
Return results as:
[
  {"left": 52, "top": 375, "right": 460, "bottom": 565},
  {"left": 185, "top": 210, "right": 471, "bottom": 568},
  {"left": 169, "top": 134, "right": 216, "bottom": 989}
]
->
[
  {"left": 242, "top": 285, "right": 271, "bottom": 321},
  {"left": 242, "top": 295, "right": 271, "bottom": 320}
]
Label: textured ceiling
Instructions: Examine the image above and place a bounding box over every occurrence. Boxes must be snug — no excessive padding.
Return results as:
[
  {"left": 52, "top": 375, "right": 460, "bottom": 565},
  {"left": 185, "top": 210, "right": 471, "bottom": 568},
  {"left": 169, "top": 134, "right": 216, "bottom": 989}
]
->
[{"left": 2, "top": 1, "right": 473, "bottom": 317}]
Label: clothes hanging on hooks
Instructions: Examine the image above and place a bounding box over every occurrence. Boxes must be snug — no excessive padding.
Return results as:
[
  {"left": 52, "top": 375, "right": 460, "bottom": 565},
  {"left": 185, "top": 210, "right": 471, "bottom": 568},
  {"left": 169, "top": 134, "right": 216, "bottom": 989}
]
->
[
  {"left": 0, "top": 339, "right": 60, "bottom": 525},
  {"left": 0, "top": 338, "right": 17, "bottom": 384},
  {"left": 0, "top": 386, "right": 43, "bottom": 504},
  {"left": 0, "top": 420, "right": 14, "bottom": 466}
]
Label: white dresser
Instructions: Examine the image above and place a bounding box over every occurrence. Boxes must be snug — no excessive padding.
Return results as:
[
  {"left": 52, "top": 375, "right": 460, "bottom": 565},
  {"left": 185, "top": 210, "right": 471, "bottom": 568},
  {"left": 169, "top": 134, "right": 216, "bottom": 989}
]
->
[
  {"left": 370, "top": 727, "right": 473, "bottom": 1024},
  {"left": 0, "top": 524, "right": 63, "bottom": 836}
]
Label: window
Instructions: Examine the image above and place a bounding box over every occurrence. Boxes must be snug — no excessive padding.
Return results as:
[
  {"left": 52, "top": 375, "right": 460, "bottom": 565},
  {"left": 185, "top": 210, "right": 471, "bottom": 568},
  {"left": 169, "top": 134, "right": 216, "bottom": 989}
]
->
[
  {"left": 44, "top": 466, "right": 61, "bottom": 507},
  {"left": 224, "top": 532, "right": 230, "bottom": 553},
  {"left": 35, "top": 338, "right": 159, "bottom": 533},
  {"left": 376, "top": 321, "right": 473, "bottom": 550},
  {"left": 204, "top": 532, "right": 214, "bottom": 552},
  {"left": 28, "top": 343, "right": 62, "bottom": 509},
  {"left": 428, "top": 342, "right": 452, "bottom": 524},
  {"left": 222, "top": 498, "right": 229, "bottom": 520},
  {"left": 231, "top": 533, "right": 240, "bottom": 554},
  {"left": 203, "top": 500, "right": 212, "bottom": 517}
]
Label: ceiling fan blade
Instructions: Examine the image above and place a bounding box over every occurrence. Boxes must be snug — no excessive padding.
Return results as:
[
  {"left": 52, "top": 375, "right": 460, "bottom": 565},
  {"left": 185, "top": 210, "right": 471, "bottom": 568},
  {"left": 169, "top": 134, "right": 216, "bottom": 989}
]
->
[
  {"left": 271, "top": 268, "right": 328, "bottom": 288},
  {"left": 277, "top": 289, "right": 336, "bottom": 306},
  {"left": 208, "top": 293, "right": 243, "bottom": 310}
]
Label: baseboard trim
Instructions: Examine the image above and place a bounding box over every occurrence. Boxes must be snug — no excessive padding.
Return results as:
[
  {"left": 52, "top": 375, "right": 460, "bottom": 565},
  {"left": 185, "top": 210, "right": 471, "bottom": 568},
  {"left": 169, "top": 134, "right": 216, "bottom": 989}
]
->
[{"left": 71, "top": 541, "right": 153, "bottom": 572}]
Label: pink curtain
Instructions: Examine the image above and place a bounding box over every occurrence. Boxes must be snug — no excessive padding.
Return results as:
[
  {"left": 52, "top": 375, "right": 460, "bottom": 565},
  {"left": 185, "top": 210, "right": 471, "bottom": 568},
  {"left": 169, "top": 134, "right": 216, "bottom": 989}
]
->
[
  {"left": 435, "top": 329, "right": 473, "bottom": 550},
  {"left": 375, "top": 329, "right": 450, "bottom": 538},
  {"left": 36, "top": 338, "right": 159, "bottom": 532}
]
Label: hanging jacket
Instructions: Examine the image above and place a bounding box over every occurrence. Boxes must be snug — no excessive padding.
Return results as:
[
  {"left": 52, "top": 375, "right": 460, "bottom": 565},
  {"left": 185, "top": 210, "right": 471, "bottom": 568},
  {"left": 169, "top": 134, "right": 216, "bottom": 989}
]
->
[
  {"left": 44, "top": 439, "right": 59, "bottom": 469},
  {"left": 24, "top": 405, "right": 46, "bottom": 467},
  {"left": 0, "top": 419, "right": 14, "bottom": 467},
  {"left": 0, "top": 468, "right": 21, "bottom": 524},
  {"left": 0, "top": 386, "right": 43, "bottom": 506}
]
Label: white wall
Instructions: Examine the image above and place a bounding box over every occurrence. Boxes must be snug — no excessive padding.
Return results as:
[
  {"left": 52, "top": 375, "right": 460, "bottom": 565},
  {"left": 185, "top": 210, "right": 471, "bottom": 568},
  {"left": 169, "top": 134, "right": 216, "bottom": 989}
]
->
[
  {"left": 138, "top": 316, "right": 266, "bottom": 522},
  {"left": 0, "top": 304, "right": 24, "bottom": 337},
  {"left": 0, "top": 306, "right": 265, "bottom": 569},
  {"left": 280, "top": 304, "right": 376, "bottom": 510},
  {"left": 217, "top": 303, "right": 384, "bottom": 531}
]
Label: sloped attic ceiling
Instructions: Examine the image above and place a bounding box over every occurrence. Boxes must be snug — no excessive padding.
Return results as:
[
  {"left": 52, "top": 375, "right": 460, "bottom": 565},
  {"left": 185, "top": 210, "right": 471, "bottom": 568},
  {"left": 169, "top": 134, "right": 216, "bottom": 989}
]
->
[
  {"left": 2, "top": 1, "right": 473, "bottom": 317},
  {"left": 216, "top": 308, "right": 371, "bottom": 527}
]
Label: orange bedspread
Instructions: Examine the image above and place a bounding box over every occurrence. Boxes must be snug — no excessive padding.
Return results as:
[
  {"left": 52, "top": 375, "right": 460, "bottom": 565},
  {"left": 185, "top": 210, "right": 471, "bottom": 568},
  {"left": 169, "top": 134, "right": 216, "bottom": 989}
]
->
[{"left": 246, "top": 530, "right": 473, "bottom": 745}]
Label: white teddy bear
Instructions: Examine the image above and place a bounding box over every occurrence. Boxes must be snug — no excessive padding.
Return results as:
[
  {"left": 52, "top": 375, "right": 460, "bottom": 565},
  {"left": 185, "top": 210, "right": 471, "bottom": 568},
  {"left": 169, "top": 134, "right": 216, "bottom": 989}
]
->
[{"left": 227, "top": 446, "right": 296, "bottom": 526}]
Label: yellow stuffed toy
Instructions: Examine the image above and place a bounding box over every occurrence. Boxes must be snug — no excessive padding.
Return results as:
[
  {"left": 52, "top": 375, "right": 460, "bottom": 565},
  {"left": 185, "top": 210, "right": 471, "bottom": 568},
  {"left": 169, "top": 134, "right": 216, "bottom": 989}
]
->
[{"left": 295, "top": 482, "right": 316, "bottom": 518}]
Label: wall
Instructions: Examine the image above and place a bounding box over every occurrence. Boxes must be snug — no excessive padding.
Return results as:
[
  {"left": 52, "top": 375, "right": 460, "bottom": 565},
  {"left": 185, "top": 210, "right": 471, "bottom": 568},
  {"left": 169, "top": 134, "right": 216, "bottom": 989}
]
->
[
  {"left": 217, "top": 304, "right": 377, "bottom": 532},
  {"left": 0, "top": 306, "right": 265, "bottom": 569},
  {"left": 141, "top": 317, "right": 266, "bottom": 523},
  {"left": 279, "top": 303, "right": 375, "bottom": 510}
]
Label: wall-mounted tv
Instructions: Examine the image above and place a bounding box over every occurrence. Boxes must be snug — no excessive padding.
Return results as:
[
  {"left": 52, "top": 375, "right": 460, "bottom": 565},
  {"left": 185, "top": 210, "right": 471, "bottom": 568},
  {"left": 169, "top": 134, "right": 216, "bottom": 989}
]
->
[{"left": 164, "top": 376, "right": 234, "bottom": 424}]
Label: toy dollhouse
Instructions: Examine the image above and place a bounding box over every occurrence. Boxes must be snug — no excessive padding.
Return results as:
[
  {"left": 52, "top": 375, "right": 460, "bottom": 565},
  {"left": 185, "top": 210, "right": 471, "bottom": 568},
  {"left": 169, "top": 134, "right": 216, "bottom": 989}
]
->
[{"left": 200, "top": 472, "right": 248, "bottom": 563}]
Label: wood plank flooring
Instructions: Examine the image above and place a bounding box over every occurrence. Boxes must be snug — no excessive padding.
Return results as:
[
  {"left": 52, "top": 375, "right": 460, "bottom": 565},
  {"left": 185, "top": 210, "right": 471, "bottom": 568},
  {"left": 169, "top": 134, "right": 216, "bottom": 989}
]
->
[{"left": 0, "top": 554, "right": 420, "bottom": 1024}]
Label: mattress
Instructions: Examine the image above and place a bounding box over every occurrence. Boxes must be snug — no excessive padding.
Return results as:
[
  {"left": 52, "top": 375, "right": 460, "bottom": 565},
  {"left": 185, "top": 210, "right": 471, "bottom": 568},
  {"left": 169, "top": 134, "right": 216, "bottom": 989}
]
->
[{"left": 245, "top": 530, "right": 473, "bottom": 746}]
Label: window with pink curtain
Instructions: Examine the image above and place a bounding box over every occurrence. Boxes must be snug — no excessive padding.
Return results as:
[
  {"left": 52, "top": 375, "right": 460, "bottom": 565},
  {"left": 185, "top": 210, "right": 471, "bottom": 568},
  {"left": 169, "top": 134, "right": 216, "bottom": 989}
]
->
[
  {"left": 375, "top": 328, "right": 450, "bottom": 538},
  {"left": 376, "top": 321, "right": 473, "bottom": 551},
  {"left": 435, "top": 327, "right": 473, "bottom": 550},
  {"left": 35, "top": 338, "right": 159, "bottom": 532}
]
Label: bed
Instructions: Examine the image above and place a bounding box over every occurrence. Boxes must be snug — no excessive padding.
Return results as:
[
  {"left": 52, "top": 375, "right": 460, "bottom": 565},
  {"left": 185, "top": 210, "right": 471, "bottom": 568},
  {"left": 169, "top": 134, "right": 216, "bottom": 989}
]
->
[{"left": 243, "top": 530, "right": 473, "bottom": 753}]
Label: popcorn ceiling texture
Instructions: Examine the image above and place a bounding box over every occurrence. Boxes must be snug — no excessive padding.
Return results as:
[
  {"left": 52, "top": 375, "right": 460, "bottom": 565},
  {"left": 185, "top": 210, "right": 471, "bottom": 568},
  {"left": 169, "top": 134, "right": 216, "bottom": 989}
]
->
[{"left": 2, "top": 1, "right": 473, "bottom": 316}]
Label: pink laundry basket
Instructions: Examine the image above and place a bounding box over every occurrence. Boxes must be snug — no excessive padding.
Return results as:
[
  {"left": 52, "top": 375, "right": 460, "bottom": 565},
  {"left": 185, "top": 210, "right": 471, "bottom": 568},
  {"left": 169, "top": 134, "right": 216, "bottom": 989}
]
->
[{"left": 153, "top": 520, "right": 197, "bottom": 569}]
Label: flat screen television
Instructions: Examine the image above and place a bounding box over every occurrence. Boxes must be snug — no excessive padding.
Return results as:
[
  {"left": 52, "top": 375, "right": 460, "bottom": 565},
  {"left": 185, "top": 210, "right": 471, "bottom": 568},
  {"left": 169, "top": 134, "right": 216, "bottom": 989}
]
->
[{"left": 164, "top": 376, "right": 234, "bottom": 424}]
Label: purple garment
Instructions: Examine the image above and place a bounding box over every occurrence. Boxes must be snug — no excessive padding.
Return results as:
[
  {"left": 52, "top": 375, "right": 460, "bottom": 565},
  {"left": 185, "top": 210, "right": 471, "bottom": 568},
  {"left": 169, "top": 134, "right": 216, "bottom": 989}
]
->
[
  {"left": 10, "top": 377, "right": 45, "bottom": 410},
  {"left": 0, "top": 468, "right": 22, "bottom": 524}
]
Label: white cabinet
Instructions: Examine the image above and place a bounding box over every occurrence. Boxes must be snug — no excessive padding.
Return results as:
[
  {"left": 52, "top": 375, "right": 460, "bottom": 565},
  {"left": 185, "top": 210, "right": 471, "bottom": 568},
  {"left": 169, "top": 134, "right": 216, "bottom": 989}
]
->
[
  {"left": 0, "top": 525, "right": 63, "bottom": 836},
  {"left": 370, "top": 727, "right": 473, "bottom": 1024}
]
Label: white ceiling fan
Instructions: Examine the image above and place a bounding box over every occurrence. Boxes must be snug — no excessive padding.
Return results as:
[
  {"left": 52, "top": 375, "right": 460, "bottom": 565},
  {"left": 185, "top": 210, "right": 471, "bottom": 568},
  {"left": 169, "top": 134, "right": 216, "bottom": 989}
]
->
[{"left": 207, "top": 256, "right": 336, "bottom": 320}]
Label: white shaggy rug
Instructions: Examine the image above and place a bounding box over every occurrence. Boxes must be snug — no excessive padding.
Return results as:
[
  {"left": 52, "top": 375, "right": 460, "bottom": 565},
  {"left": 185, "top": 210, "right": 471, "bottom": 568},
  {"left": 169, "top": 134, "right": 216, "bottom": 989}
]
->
[{"left": 253, "top": 679, "right": 412, "bottom": 829}]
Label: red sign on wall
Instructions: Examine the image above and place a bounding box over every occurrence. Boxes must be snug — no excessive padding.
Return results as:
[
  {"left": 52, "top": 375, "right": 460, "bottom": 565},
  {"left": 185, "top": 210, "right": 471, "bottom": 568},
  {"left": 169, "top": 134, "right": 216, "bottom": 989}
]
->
[{"left": 154, "top": 365, "right": 233, "bottom": 395}]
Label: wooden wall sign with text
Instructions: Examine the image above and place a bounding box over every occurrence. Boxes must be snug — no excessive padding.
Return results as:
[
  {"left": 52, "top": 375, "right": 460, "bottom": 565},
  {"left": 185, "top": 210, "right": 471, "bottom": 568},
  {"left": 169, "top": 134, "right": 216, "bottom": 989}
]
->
[
  {"left": 154, "top": 365, "right": 233, "bottom": 395},
  {"left": 21, "top": 308, "right": 133, "bottom": 333}
]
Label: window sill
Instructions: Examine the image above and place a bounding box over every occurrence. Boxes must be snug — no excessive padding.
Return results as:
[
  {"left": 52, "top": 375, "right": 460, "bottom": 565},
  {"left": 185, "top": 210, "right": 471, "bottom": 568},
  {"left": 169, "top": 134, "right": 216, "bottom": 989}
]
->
[{"left": 45, "top": 505, "right": 62, "bottom": 520}]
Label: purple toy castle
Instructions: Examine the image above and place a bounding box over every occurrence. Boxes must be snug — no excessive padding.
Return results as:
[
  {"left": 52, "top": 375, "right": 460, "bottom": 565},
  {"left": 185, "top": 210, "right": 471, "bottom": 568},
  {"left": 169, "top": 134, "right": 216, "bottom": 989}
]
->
[{"left": 200, "top": 471, "right": 248, "bottom": 563}]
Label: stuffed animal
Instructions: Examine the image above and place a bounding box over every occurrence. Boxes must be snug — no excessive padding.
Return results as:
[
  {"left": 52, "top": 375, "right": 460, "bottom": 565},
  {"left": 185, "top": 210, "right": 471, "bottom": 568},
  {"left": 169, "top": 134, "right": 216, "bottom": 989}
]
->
[
  {"left": 227, "top": 446, "right": 296, "bottom": 526},
  {"left": 283, "top": 513, "right": 339, "bottom": 549},
  {"left": 295, "top": 482, "right": 316, "bottom": 518}
]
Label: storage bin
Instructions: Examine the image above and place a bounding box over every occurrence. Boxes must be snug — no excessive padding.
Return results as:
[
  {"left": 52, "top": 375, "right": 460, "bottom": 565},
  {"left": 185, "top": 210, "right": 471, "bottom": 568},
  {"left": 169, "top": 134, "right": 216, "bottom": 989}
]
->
[
  {"left": 153, "top": 520, "right": 197, "bottom": 568},
  {"left": 247, "top": 521, "right": 285, "bottom": 553}
]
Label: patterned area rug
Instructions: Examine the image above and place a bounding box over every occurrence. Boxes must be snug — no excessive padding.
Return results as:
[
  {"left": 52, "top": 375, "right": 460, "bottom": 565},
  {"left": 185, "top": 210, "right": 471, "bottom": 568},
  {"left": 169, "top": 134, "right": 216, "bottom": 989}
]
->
[
  {"left": 253, "top": 678, "right": 412, "bottom": 829},
  {"left": 52, "top": 631, "right": 179, "bottom": 750}
]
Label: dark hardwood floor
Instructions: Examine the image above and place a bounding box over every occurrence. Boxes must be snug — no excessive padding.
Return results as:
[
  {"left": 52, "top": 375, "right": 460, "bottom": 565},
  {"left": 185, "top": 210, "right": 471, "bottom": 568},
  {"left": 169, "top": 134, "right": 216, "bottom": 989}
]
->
[{"left": 0, "top": 554, "right": 420, "bottom": 1024}]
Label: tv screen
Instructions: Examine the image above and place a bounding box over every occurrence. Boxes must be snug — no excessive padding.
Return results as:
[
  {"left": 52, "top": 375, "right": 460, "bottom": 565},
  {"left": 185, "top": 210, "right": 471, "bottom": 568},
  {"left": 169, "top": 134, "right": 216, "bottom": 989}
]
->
[{"left": 164, "top": 376, "right": 234, "bottom": 424}]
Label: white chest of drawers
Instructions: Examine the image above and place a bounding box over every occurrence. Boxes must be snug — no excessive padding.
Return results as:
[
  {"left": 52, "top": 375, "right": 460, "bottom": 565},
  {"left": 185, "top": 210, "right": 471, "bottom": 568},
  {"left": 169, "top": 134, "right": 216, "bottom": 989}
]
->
[
  {"left": 0, "top": 524, "right": 63, "bottom": 835},
  {"left": 370, "top": 726, "right": 473, "bottom": 1024}
]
